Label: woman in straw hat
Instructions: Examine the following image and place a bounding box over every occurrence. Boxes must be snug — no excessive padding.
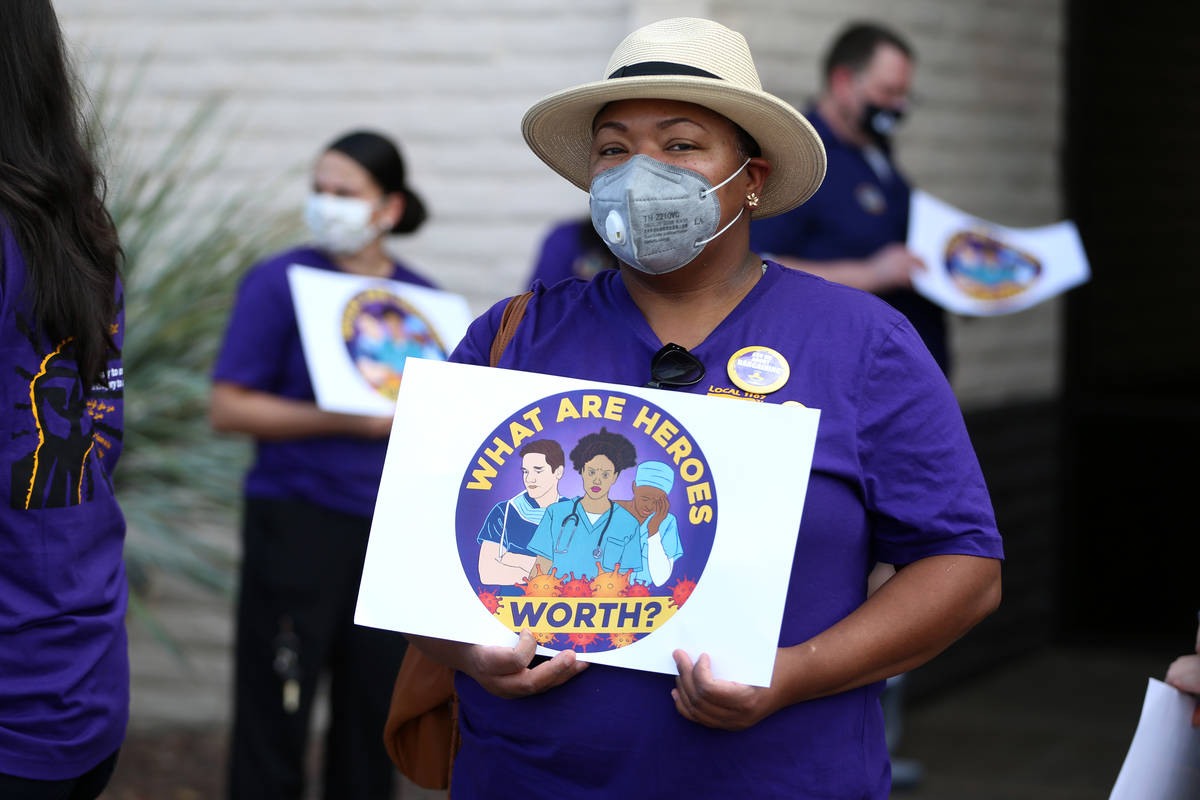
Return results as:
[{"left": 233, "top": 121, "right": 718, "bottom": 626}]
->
[{"left": 414, "top": 18, "right": 1002, "bottom": 798}]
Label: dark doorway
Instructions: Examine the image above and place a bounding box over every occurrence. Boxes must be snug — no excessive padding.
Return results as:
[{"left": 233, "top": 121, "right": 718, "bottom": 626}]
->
[{"left": 1062, "top": 1, "right": 1200, "bottom": 640}]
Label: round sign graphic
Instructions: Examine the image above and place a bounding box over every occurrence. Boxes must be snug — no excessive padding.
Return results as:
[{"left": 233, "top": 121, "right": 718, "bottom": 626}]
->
[
  {"left": 944, "top": 230, "right": 1042, "bottom": 301},
  {"left": 454, "top": 389, "right": 718, "bottom": 652},
  {"left": 341, "top": 288, "right": 445, "bottom": 400}
]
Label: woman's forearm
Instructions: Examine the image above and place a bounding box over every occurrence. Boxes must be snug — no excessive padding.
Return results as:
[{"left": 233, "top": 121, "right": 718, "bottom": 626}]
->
[
  {"left": 210, "top": 380, "right": 391, "bottom": 440},
  {"left": 771, "top": 554, "right": 1001, "bottom": 706}
]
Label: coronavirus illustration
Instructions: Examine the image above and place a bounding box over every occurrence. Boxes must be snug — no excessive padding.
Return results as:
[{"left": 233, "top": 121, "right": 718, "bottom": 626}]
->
[
  {"left": 567, "top": 631, "right": 600, "bottom": 651},
  {"left": 668, "top": 577, "right": 697, "bottom": 609},
  {"left": 590, "top": 563, "right": 632, "bottom": 597},
  {"left": 519, "top": 564, "right": 563, "bottom": 597},
  {"left": 476, "top": 587, "right": 502, "bottom": 615},
  {"left": 607, "top": 631, "right": 638, "bottom": 649},
  {"left": 623, "top": 581, "right": 651, "bottom": 598},
  {"left": 559, "top": 574, "right": 593, "bottom": 597}
]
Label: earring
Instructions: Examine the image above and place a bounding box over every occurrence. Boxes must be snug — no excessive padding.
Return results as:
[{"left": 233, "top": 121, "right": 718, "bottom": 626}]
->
[{"left": 745, "top": 192, "right": 760, "bottom": 208}]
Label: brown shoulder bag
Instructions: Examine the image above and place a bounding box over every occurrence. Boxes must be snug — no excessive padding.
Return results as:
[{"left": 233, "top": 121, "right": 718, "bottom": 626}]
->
[{"left": 383, "top": 291, "right": 533, "bottom": 791}]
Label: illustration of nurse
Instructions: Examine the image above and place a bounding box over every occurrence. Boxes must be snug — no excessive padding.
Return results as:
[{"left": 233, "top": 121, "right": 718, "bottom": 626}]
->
[
  {"left": 379, "top": 307, "right": 425, "bottom": 374},
  {"left": 476, "top": 439, "right": 565, "bottom": 594},
  {"left": 351, "top": 312, "right": 398, "bottom": 391},
  {"left": 529, "top": 428, "right": 641, "bottom": 581},
  {"left": 617, "top": 461, "right": 684, "bottom": 587}
]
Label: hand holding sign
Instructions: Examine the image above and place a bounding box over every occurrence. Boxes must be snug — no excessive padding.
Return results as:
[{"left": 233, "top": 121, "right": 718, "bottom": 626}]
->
[
  {"left": 672, "top": 651, "right": 780, "bottom": 731},
  {"left": 465, "top": 630, "right": 589, "bottom": 699}
]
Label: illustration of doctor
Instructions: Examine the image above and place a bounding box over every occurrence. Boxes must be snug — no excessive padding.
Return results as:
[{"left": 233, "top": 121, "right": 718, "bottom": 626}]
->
[
  {"left": 476, "top": 439, "right": 565, "bottom": 591},
  {"left": 351, "top": 312, "right": 398, "bottom": 392},
  {"left": 616, "top": 461, "right": 684, "bottom": 587},
  {"left": 529, "top": 428, "right": 642, "bottom": 581},
  {"left": 379, "top": 306, "right": 426, "bottom": 373}
]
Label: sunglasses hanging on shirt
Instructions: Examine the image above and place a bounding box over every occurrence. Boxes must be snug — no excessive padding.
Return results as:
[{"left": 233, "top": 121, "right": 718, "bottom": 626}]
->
[{"left": 643, "top": 343, "right": 705, "bottom": 389}]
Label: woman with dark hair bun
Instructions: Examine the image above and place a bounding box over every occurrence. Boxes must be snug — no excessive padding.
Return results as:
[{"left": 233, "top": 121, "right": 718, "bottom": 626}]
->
[
  {"left": 528, "top": 427, "right": 642, "bottom": 581},
  {"left": 0, "top": 2, "right": 128, "bottom": 797},
  {"left": 210, "top": 129, "right": 433, "bottom": 798},
  {"left": 326, "top": 130, "right": 428, "bottom": 235}
]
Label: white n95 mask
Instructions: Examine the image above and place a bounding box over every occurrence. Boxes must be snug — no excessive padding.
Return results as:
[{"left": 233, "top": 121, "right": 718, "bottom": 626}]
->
[
  {"left": 304, "top": 193, "right": 382, "bottom": 255},
  {"left": 588, "top": 154, "right": 749, "bottom": 275}
]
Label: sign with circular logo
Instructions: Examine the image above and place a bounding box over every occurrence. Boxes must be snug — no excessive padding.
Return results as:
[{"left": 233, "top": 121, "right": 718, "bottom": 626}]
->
[
  {"left": 454, "top": 389, "right": 718, "bottom": 652},
  {"left": 944, "top": 230, "right": 1043, "bottom": 300},
  {"left": 340, "top": 289, "right": 445, "bottom": 400}
]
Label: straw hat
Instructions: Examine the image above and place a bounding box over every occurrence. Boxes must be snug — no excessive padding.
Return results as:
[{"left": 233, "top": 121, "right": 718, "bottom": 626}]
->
[{"left": 521, "top": 17, "right": 826, "bottom": 218}]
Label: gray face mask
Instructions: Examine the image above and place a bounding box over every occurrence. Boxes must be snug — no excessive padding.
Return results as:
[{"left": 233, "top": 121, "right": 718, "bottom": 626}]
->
[{"left": 589, "top": 154, "right": 750, "bottom": 275}]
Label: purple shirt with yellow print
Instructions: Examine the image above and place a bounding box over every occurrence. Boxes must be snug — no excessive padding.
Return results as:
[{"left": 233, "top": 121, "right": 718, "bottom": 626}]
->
[{"left": 0, "top": 221, "right": 128, "bottom": 780}]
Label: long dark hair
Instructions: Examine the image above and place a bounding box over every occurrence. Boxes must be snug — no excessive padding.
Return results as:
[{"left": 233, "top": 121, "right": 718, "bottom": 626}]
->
[{"left": 0, "top": 0, "right": 122, "bottom": 387}]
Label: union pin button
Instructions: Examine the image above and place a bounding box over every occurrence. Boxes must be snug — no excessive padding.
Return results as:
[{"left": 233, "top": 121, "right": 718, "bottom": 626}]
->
[{"left": 727, "top": 346, "right": 789, "bottom": 395}]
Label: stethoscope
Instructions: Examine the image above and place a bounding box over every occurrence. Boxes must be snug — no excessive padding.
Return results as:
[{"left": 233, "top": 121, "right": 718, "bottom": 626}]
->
[{"left": 556, "top": 496, "right": 614, "bottom": 558}]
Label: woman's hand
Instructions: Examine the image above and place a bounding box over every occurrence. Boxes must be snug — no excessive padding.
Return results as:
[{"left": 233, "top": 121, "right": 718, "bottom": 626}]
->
[
  {"left": 463, "top": 630, "right": 589, "bottom": 699},
  {"left": 1166, "top": 654, "right": 1200, "bottom": 695},
  {"left": 671, "top": 650, "right": 780, "bottom": 730},
  {"left": 1165, "top": 620, "right": 1200, "bottom": 727}
]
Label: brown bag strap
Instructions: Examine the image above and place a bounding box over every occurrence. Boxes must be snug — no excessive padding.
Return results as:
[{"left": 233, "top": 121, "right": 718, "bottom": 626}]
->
[
  {"left": 488, "top": 291, "right": 534, "bottom": 368},
  {"left": 381, "top": 294, "right": 532, "bottom": 790}
]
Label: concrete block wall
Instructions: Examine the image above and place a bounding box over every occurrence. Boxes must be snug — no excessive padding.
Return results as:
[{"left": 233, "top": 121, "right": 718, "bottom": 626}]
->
[{"left": 714, "top": 0, "right": 1067, "bottom": 410}]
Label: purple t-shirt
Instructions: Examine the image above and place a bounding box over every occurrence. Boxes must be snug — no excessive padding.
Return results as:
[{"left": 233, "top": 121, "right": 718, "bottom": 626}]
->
[
  {"left": 526, "top": 218, "right": 616, "bottom": 289},
  {"left": 447, "top": 264, "right": 1002, "bottom": 799},
  {"left": 750, "top": 107, "right": 948, "bottom": 373},
  {"left": 0, "top": 223, "right": 128, "bottom": 779},
  {"left": 212, "top": 247, "right": 435, "bottom": 518}
]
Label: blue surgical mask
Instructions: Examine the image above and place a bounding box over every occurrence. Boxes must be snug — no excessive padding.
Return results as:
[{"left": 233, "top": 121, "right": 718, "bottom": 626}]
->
[{"left": 589, "top": 155, "right": 750, "bottom": 275}]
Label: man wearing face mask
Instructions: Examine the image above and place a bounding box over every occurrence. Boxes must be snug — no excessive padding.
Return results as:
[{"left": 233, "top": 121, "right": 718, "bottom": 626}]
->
[{"left": 750, "top": 22, "right": 947, "bottom": 374}]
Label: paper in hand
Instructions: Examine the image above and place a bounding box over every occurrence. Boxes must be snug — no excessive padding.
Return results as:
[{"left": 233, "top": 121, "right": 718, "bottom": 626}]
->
[{"left": 1108, "top": 677, "right": 1200, "bottom": 800}]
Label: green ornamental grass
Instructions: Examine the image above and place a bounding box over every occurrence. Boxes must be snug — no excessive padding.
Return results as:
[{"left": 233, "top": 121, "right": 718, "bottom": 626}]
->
[{"left": 94, "top": 89, "right": 300, "bottom": 626}]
